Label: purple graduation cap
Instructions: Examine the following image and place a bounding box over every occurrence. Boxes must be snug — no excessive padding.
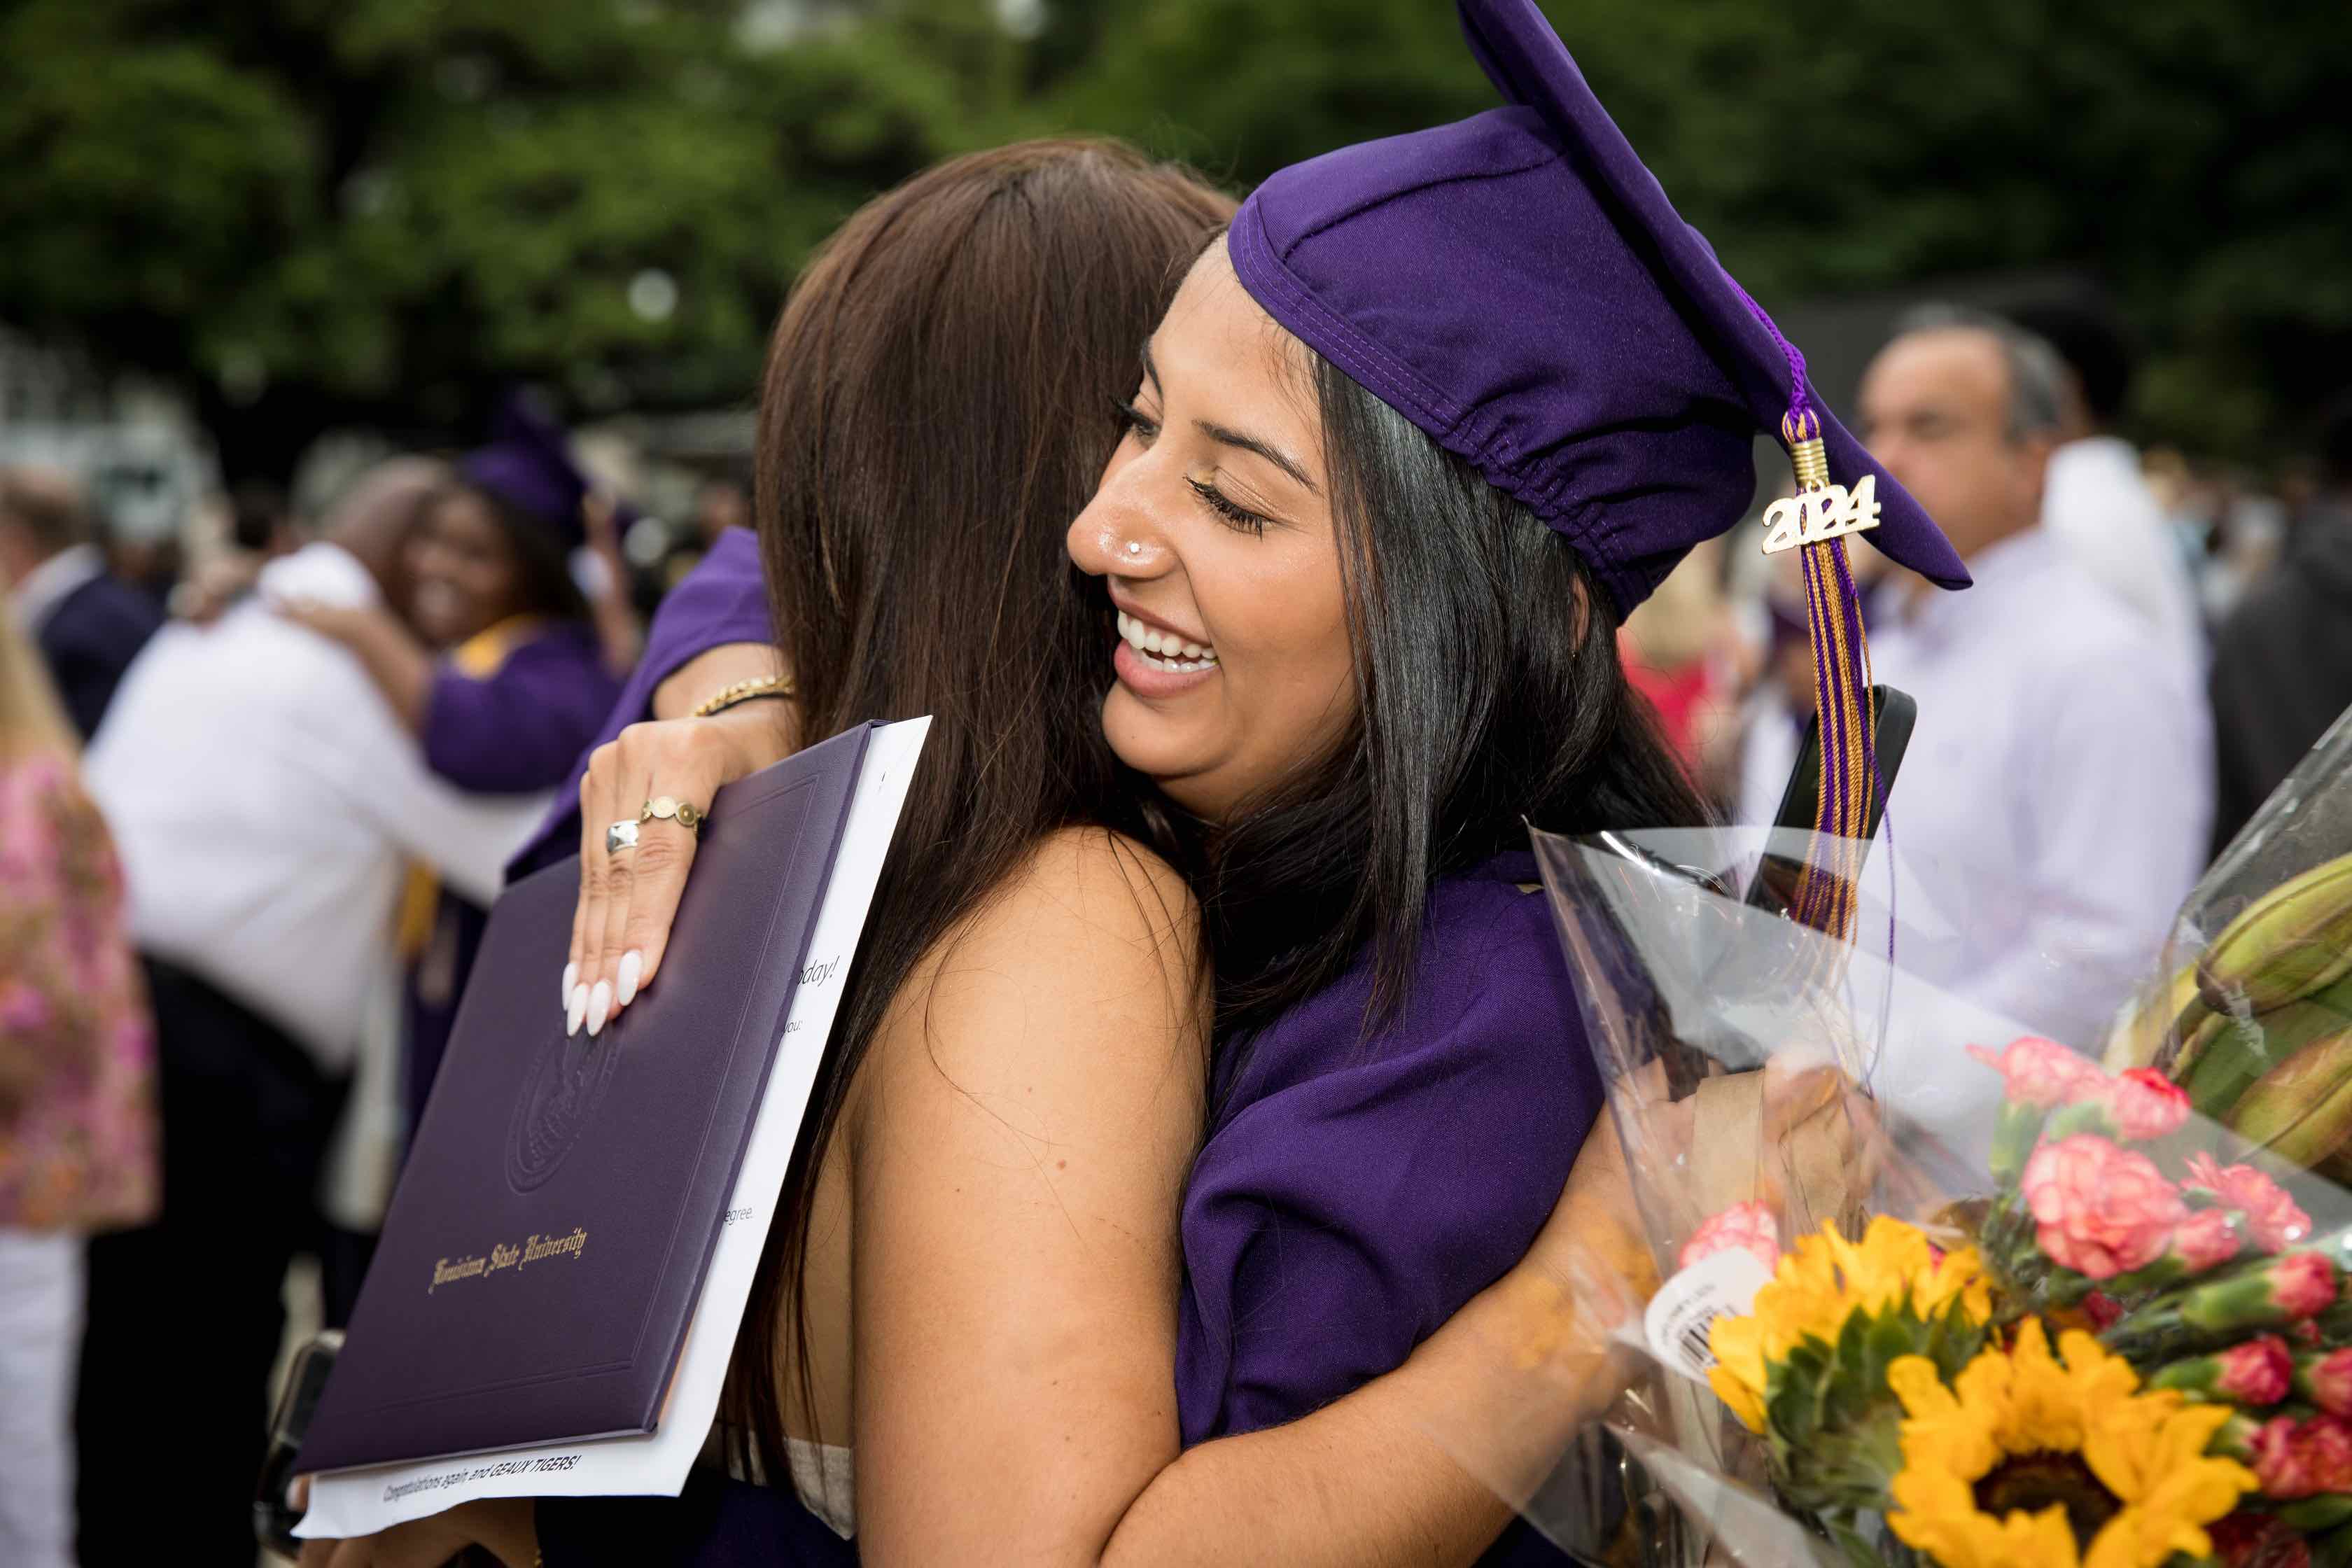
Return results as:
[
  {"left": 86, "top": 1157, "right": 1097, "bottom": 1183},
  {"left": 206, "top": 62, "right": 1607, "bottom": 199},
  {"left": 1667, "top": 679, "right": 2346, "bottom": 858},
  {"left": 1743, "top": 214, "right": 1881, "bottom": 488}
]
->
[
  {"left": 460, "top": 393, "right": 592, "bottom": 553},
  {"left": 1228, "top": 0, "right": 1970, "bottom": 933}
]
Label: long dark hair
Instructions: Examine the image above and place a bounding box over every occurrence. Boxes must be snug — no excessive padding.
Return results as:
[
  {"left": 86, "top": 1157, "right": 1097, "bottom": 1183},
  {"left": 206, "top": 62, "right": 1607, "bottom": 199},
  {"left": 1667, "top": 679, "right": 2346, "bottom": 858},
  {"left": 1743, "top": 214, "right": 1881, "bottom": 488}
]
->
[
  {"left": 728, "top": 140, "right": 1233, "bottom": 1470},
  {"left": 1185, "top": 354, "right": 1712, "bottom": 1051}
]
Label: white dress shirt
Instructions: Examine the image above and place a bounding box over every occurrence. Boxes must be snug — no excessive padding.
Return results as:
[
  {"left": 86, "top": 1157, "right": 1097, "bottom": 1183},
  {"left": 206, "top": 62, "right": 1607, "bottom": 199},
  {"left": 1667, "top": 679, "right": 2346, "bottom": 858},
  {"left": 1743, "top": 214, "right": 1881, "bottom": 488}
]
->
[
  {"left": 83, "top": 543, "right": 549, "bottom": 1071},
  {"left": 2043, "top": 436, "right": 2204, "bottom": 676},
  {"left": 1854, "top": 526, "right": 2212, "bottom": 1050},
  {"left": 8, "top": 543, "right": 105, "bottom": 637}
]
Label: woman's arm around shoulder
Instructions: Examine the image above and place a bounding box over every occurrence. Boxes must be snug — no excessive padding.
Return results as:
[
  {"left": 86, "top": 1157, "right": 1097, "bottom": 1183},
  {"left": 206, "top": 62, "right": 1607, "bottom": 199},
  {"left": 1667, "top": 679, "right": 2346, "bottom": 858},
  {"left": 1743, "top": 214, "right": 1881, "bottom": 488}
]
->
[{"left": 851, "top": 826, "right": 1207, "bottom": 1567}]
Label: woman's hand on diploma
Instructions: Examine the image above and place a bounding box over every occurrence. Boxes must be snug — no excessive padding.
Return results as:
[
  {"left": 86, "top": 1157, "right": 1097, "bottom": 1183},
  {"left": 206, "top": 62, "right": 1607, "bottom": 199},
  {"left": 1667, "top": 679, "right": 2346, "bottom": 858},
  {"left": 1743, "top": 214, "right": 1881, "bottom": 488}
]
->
[{"left": 567, "top": 645, "right": 795, "bottom": 1035}]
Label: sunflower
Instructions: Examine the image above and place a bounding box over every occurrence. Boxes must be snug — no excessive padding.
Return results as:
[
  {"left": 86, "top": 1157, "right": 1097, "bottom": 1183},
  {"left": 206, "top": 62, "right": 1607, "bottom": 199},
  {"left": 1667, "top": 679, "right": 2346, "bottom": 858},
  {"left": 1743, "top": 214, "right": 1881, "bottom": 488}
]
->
[
  {"left": 1709, "top": 1217, "right": 1991, "bottom": 1435},
  {"left": 1884, "top": 1320, "right": 2256, "bottom": 1568}
]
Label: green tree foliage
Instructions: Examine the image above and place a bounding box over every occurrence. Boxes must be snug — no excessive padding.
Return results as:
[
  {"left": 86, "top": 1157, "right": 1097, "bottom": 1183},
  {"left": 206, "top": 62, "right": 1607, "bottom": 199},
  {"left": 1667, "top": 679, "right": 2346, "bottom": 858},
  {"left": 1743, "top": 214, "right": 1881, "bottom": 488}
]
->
[
  {"left": 1030, "top": 0, "right": 2352, "bottom": 458},
  {"left": 0, "top": 0, "right": 962, "bottom": 472},
  {"left": 1, "top": 0, "right": 2344, "bottom": 475}
]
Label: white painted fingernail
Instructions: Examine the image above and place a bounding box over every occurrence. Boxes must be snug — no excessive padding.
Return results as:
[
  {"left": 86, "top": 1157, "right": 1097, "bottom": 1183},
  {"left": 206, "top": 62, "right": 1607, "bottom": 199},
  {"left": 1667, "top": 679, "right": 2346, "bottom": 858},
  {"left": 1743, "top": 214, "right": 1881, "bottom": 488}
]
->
[
  {"left": 587, "top": 981, "right": 612, "bottom": 1037},
  {"left": 616, "top": 950, "right": 643, "bottom": 1007},
  {"left": 562, "top": 962, "right": 579, "bottom": 1008},
  {"left": 566, "top": 984, "right": 587, "bottom": 1037}
]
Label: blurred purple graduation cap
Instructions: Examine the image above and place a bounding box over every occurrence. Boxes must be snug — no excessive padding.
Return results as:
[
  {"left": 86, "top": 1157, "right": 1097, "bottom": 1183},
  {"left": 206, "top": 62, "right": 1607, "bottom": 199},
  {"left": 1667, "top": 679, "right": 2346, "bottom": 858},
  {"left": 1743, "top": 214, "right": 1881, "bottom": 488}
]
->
[
  {"left": 461, "top": 393, "right": 591, "bottom": 552},
  {"left": 1226, "top": 0, "right": 1968, "bottom": 622}
]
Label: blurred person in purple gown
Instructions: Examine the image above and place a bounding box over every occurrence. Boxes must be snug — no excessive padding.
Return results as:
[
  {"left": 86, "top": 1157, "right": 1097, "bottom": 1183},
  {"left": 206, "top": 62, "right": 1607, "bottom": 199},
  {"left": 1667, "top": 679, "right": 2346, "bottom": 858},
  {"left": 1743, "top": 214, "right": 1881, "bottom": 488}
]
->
[{"left": 277, "top": 406, "right": 626, "bottom": 1124}]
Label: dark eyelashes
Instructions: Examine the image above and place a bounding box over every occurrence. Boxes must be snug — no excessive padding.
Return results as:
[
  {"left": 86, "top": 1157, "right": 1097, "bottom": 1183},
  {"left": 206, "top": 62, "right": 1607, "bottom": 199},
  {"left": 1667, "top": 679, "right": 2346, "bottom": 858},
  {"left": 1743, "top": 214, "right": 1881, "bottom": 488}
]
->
[
  {"left": 1114, "top": 397, "right": 1158, "bottom": 438},
  {"left": 1188, "top": 476, "right": 1268, "bottom": 536},
  {"left": 1115, "top": 396, "right": 1268, "bottom": 536}
]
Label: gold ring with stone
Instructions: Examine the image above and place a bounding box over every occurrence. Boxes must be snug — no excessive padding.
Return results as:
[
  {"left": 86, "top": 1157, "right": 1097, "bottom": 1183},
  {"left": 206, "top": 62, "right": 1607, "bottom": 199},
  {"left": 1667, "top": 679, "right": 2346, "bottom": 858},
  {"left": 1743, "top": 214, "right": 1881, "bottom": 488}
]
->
[{"left": 639, "top": 795, "right": 706, "bottom": 834}]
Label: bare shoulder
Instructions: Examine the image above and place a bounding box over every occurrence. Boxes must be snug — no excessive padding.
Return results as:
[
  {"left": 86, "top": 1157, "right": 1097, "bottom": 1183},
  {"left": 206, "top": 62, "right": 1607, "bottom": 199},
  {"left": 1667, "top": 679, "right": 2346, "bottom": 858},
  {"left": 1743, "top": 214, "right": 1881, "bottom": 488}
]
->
[
  {"left": 862, "top": 827, "right": 1205, "bottom": 1129},
  {"left": 988, "top": 825, "right": 1198, "bottom": 964}
]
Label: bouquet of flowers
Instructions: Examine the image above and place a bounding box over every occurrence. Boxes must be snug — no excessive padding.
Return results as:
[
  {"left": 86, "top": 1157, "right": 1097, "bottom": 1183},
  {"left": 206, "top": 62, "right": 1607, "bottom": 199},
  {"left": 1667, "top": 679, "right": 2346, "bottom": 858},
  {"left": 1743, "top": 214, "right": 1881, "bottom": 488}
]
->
[
  {"left": 1688, "top": 1031, "right": 2352, "bottom": 1568},
  {"left": 1491, "top": 776, "right": 2352, "bottom": 1568}
]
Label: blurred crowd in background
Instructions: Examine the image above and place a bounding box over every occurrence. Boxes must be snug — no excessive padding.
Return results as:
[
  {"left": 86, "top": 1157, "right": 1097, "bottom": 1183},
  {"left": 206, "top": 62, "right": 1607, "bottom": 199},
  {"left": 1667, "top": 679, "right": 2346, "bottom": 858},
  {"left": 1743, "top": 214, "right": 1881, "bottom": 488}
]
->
[{"left": 1, "top": 1, "right": 2349, "bottom": 1565}]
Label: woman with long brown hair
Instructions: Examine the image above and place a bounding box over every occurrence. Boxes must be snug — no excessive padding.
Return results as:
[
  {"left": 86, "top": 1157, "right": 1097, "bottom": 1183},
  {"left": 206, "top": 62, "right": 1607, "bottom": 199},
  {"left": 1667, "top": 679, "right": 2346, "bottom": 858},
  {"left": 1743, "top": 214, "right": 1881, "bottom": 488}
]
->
[
  {"left": 0, "top": 543, "right": 155, "bottom": 1568},
  {"left": 305, "top": 134, "right": 1634, "bottom": 1568}
]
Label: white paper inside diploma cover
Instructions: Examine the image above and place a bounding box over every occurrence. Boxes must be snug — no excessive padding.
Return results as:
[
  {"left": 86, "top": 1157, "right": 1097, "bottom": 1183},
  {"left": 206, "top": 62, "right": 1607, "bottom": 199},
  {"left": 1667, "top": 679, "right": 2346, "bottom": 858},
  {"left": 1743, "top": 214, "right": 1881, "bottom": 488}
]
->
[{"left": 298, "top": 716, "right": 930, "bottom": 1539}]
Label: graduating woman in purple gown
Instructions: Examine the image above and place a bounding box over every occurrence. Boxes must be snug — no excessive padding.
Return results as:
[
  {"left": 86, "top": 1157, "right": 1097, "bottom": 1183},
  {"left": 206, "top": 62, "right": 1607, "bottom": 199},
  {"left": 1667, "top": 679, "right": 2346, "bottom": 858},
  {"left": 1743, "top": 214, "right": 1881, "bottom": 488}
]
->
[
  {"left": 279, "top": 409, "right": 625, "bottom": 1119},
  {"left": 304, "top": 4, "right": 1968, "bottom": 1560}
]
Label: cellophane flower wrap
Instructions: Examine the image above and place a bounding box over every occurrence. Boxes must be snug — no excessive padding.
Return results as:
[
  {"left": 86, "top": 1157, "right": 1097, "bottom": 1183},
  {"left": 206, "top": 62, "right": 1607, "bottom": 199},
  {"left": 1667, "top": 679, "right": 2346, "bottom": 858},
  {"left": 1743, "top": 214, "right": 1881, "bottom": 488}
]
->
[
  {"left": 1448, "top": 806, "right": 2352, "bottom": 1568},
  {"left": 2103, "top": 706, "right": 2352, "bottom": 1175}
]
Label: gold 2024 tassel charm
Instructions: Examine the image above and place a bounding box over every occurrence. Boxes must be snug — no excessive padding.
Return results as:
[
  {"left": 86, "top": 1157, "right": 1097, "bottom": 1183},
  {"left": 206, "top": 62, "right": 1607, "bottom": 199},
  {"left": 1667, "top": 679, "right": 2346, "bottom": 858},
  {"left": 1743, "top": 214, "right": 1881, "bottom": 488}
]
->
[{"left": 1770, "top": 410, "right": 1881, "bottom": 941}]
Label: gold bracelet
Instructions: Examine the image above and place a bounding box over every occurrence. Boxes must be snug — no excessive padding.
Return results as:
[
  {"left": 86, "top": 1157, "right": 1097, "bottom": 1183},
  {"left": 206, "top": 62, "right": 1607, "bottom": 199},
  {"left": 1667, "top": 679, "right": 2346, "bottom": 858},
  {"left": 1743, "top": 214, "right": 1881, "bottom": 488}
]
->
[{"left": 690, "top": 673, "right": 794, "bottom": 719}]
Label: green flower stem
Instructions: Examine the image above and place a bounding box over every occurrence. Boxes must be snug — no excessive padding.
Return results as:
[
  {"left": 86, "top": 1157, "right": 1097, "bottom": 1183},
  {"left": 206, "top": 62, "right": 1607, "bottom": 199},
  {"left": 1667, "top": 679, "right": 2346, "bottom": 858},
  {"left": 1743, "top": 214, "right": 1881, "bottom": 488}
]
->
[
  {"left": 2104, "top": 1254, "right": 2342, "bottom": 1361},
  {"left": 2150, "top": 1352, "right": 2250, "bottom": 1401},
  {"left": 1988, "top": 1100, "right": 2051, "bottom": 1185},
  {"left": 2281, "top": 1495, "right": 2352, "bottom": 1533}
]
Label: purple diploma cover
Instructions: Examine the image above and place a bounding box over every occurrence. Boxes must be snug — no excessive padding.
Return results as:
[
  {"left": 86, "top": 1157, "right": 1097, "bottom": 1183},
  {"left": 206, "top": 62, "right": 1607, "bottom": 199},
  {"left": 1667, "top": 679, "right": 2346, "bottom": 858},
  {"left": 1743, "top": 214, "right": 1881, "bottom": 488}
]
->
[{"left": 298, "top": 723, "right": 874, "bottom": 1473}]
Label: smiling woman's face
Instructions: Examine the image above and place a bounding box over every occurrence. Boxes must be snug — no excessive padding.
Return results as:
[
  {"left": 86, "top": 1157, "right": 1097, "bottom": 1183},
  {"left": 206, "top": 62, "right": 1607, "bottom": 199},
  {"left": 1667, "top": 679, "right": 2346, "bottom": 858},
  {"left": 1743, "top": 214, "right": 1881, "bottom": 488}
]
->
[
  {"left": 405, "top": 488, "right": 526, "bottom": 648},
  {"left": 1066, "top": 240, "right": 1357, "bottom": 823}
]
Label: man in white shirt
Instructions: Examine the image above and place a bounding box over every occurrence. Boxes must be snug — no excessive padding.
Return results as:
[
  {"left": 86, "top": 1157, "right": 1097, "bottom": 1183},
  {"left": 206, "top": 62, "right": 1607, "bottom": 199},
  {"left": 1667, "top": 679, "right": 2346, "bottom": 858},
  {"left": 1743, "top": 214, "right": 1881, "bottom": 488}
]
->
[
  {"left": 1847, "top": 308, "right": 2211, "bottom": 1053},
  {"left": 2008, "top": 296, "right": 2206, "bottom": 680},
  {"left": 75, "top": 460, "right": 548, "bottom": 1565}
]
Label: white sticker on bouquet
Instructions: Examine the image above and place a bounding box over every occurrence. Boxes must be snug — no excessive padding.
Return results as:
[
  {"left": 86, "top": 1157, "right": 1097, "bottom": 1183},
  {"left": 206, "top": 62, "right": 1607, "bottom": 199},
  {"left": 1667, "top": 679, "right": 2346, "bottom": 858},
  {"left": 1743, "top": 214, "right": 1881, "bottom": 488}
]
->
[{"left": 1643, "top": 1249, "right": 1772, "bottom": 1383}]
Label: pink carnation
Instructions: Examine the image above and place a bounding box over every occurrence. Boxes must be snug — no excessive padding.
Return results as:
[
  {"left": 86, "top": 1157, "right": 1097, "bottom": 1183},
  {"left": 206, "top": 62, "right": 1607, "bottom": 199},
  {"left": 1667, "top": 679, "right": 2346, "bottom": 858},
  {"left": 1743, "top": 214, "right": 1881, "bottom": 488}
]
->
[
  {"left": 2305, "top": 1349, "right": 2352, "bottom": 1416},
  {"left": 2185, "top": 1152, "right": 2314, "bottom": 1252},
  {"left": 2270, "top": 1252, "right": 2341, "bottom": 1320},
  {"left": 2217, "top": 1335, "right": 2295, "bottom": 1406},
  {"left": 2250, "top": 1413, "right": 2352, "bottom": 1499},
  {"left": 2250, "top": 1416, "right": 2313, "bottom": 1497},
  {"left": 1677, "top": 1200, "right": 1780, "bottom": 1274},
  {"left": 1968, "top": 1035, "right": 2108, "bottom": 1110},
  {"left": 2106, "top": 1068, "right": 2192, "bottom": 1140},
  {"left": 2021, "top": 1134, "right": 2188, "bottom": 1279},
  {"left": 2171, "top": 1208, "right": 2246, "bottom": 1273}
]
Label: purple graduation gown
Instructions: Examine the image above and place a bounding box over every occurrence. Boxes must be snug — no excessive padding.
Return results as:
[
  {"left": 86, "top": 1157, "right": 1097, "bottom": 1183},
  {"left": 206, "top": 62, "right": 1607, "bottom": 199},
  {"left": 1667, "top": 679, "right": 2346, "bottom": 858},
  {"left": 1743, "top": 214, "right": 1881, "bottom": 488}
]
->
[
  {"left": 422, "top": 622, "right": 621, "bottom": 796},
  {"left": 1172, "top": 849, "right": 1588, "bottom": 1564},
  {"left": 506, "top": 526, "right": 771, "bottom": 881},
  {"left": 403, "top": 619, "right": 622, "bottom": 1128},
  {"left": 540, "top": 850, "right": 1592, "bottom": 1566}
]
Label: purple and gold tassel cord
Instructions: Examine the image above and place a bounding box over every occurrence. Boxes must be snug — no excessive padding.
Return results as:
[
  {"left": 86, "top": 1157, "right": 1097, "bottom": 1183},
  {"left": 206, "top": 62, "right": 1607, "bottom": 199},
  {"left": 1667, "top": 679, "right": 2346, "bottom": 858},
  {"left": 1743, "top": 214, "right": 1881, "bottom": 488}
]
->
[
  {"left": 1728, "top": 272, "right": 1886, "bottom": 944},
  {"left": 1782, "top": 410, "right": 1879, "bottom": 939}
]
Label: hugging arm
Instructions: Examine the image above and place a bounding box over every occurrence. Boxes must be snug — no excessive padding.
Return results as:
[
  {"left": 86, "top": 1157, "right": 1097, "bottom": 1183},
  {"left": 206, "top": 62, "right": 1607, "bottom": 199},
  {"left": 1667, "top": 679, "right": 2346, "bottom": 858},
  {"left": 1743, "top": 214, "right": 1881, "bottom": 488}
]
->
[
  {"left": 526, "top": 864, "right": 1635, "bottom": 1567},
  {"left": 276, "top": 599, "right": 438, "bottom": 732}
]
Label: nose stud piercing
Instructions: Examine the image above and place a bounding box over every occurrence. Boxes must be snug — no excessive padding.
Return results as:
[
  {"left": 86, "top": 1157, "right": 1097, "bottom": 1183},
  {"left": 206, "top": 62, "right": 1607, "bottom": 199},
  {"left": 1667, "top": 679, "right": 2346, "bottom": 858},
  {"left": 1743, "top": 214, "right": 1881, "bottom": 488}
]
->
[{"left": 1126, "top": 540, "right": 1144, "bottom": 556}]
